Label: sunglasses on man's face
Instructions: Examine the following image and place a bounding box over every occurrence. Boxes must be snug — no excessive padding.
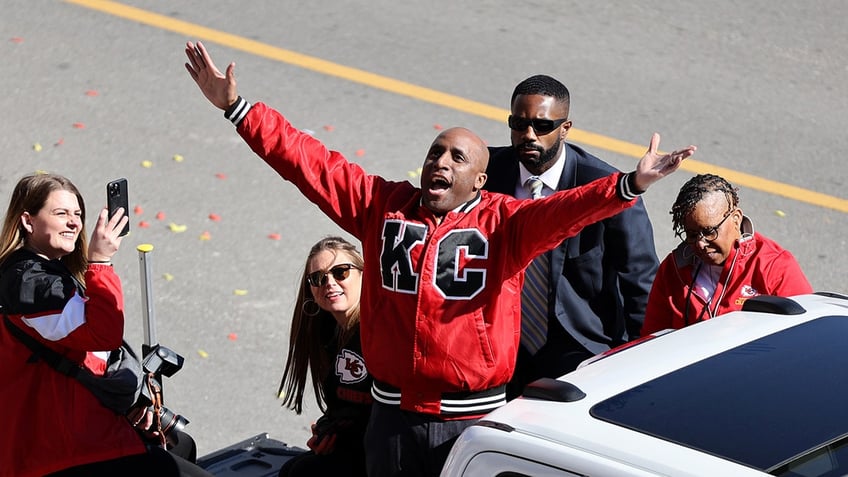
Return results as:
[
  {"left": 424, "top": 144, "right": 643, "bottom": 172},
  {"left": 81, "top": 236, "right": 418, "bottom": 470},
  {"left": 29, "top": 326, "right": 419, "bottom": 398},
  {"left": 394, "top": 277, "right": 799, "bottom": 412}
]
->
[
  {"left": 306, "top": 263, "right": 359, "bottom": 288},
  {"left": 508, "top": 115, "right": 568, "bottom": 135}
]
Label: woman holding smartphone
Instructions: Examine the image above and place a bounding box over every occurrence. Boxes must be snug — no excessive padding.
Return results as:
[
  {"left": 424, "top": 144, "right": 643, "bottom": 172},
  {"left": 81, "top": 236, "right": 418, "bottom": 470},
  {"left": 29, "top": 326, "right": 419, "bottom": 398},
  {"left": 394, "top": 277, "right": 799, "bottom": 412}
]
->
[
  {"left": 0, "top": 173, "right": 212, "bottom": 477},
  {"left": 277, "top": 236, "right": 372, "bottom": 477}
]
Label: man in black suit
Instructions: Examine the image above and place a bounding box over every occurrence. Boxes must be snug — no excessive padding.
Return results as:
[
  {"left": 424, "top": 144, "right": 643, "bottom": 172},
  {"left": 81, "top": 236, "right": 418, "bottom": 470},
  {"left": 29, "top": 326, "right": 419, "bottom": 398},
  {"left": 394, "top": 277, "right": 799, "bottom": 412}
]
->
[{"left": 485, "top": 75, "right": 660, "bottom": 398}]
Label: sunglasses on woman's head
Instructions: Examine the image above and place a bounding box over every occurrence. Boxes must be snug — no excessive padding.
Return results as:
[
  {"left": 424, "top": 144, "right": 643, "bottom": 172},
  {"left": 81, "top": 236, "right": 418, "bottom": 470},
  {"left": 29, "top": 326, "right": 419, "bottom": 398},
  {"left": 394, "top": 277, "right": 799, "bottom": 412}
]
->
[{"left": 306, "top": 263, "right": 358, "bottom": 287}]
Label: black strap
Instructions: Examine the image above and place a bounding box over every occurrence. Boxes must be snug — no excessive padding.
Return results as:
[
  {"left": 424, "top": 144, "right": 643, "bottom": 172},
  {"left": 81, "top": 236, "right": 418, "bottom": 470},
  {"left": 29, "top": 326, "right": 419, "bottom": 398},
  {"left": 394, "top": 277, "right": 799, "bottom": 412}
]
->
[{"left": 3, "top": 314, "right": 82, "bottom": 379}]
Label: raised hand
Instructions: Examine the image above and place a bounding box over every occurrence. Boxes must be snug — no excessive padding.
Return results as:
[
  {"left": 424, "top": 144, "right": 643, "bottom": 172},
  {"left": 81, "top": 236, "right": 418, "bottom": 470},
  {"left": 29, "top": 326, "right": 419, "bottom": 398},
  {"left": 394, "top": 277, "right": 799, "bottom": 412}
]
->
[
  {"left": 184, "top": 40, "right": 239, "bottom": 111},
  {"left": 632, "top": 133, "right": 697, "bottom": 192},
  {"left": 88, "top": 207, "right": 127, "bottom": 262}
]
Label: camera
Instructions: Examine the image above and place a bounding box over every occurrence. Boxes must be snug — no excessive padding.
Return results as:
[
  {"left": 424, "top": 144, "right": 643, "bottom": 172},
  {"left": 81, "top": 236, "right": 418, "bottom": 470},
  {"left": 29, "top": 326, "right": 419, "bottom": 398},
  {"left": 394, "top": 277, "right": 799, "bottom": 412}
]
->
[
  {"left": 108, "top": 182, "right": 121, "bottom": 196},
  {"left": 136, "top": 344, "right": 189, "bottom": 436}
]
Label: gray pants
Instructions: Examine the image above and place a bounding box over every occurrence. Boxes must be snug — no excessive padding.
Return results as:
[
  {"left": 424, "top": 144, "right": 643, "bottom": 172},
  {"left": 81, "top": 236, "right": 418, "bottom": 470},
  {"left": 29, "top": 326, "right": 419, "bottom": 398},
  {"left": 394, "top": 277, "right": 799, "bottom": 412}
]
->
[{"left": 364, "top": 402, "right": 478, "bottom": 477}]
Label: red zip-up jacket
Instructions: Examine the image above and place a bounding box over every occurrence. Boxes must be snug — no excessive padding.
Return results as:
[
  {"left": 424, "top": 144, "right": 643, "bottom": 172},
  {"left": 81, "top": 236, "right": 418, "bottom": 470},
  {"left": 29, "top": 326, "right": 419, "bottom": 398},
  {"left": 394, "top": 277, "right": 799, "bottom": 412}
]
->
[
  {"left": 231, "top": 99, "right": 639, "bottom": 416},
  {"left": 0, "top": 249, "right": 146, "bottom": 477},
  {"left": 642, "top": 217, "right": 813, "bottom": 335}
]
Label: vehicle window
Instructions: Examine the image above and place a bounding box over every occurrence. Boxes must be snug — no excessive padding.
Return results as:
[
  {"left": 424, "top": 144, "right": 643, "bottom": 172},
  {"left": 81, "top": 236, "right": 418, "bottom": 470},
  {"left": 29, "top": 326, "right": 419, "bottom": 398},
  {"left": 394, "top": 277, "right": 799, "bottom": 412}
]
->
[
  {"left": 590, "top": 316, "right": 848, "bottom": 475},
  {"left": 770, "top": 433, "right": 848, "bottom": 477}
]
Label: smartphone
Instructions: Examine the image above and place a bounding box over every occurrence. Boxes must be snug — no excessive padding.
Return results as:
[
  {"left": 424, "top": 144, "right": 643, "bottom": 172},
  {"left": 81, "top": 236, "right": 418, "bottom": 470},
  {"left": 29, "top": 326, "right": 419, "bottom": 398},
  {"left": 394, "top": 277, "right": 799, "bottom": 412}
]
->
[{"left": 106, "top": 178, "right": 130, "bottom": 236}]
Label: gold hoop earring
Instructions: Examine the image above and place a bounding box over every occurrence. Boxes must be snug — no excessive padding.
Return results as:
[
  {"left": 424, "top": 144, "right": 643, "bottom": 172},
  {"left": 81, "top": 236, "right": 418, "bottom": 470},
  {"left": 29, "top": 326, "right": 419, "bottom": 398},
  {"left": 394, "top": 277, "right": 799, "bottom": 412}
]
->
[{"left": 302, "top": 299, "right": 320, "bottom": 317}]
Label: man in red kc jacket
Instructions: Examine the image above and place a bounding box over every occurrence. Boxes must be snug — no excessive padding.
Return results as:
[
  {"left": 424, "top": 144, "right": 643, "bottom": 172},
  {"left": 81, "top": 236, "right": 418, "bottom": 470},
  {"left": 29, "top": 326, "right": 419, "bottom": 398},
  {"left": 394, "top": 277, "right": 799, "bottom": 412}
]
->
[{"left": 184, "top": 40, "right": 696, "bottom": 477}]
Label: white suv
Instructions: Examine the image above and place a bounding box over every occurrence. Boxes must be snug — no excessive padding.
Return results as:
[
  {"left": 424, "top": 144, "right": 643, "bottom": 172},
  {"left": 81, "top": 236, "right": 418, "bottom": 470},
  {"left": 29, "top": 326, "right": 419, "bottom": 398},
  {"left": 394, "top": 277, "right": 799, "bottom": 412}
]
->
[{"left": 442, "top": 292, "right": 848, "bottom": 477}]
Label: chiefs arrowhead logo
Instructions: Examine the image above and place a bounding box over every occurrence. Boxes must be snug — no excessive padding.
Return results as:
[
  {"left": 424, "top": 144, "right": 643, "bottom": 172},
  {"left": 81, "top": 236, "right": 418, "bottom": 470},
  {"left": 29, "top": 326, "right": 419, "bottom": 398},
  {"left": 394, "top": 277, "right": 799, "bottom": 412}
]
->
[
  {"left": 335, "top": 349, "right": 368, "bottom": 384},
  {"left": 740, "top": 285, "right": 759, "bottom": 297}
]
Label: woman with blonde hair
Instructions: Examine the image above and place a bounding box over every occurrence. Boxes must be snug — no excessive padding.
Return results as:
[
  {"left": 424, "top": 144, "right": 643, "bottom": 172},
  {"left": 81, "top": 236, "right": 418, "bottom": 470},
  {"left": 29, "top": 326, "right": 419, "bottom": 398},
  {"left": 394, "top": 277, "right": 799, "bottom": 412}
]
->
[
  {"left": 0, "top": 172, "right": 212, "bottom": 477},
  {"left": 278, "top": 236, "right": 371, "bottom": 477}
]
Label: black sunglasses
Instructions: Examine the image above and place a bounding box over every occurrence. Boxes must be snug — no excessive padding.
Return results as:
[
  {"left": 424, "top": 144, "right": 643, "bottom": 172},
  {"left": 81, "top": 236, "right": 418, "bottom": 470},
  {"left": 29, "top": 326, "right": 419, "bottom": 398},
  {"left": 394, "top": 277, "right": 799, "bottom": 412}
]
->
[
  {"left": 508, "top": 115, "right": 568, "bottom": 135},
  {"left": 306, "top": 263, "right": 359, "bottom": 287}
]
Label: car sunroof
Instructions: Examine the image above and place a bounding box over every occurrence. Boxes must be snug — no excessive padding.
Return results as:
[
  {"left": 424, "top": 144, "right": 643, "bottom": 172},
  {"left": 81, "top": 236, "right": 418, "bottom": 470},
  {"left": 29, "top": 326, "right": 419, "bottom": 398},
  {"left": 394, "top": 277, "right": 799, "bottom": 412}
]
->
[{"left": 590, "top": 315, "right": 848, "bottom": 472}]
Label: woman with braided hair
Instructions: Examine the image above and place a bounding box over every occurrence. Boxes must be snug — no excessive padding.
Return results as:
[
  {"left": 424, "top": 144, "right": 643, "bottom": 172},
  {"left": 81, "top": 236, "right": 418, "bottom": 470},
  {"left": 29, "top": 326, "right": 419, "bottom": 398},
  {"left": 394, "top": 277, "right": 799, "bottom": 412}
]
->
[{"left": 641, "top": 174, "right": 812, "bottom": 335}]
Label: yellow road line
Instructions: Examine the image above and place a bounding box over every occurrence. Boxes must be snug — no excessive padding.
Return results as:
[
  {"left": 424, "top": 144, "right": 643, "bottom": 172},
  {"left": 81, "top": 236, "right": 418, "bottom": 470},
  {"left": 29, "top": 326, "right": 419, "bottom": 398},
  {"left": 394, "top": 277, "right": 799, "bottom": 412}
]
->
[{"left": 65, "top": 0, "right": 848, "bottom": 213}]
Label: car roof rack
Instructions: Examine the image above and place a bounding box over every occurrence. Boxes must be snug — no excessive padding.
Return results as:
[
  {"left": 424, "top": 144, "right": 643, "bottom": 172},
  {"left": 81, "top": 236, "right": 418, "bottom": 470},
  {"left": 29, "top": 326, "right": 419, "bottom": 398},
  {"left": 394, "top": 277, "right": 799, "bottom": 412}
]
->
[
  {"left": 814, "top": 291, "right": 848, "bottom": 300},
  {"left": 741, "top": 295, "right": 806, "bottom": 315},
  {"left": 522, "top": 377, "right": 586, "bottom": 402}
]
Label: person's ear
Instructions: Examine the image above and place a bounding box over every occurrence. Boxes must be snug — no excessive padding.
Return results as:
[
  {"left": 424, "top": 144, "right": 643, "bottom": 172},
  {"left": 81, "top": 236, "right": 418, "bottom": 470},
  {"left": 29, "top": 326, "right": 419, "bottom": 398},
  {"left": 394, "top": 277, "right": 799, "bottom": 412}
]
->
[
  {"left": 560, "top": 120, "right": 572, "bottom": 141},
  {"left": 732, "top": 208, "right": 743, "bottom": 225},
  {"left": 475, "top": 172, "right": 488, "bottom": 191},
  {"left": 20, "top": 213, "right": 34, "bottom": 234}
]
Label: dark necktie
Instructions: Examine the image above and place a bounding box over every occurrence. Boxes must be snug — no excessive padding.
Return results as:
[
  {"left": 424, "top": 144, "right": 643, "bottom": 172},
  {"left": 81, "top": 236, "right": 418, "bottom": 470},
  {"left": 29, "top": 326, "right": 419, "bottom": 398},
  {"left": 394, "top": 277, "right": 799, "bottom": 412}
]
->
[{"left": 521, "top": 176, "right": 549, "bottom": 354}]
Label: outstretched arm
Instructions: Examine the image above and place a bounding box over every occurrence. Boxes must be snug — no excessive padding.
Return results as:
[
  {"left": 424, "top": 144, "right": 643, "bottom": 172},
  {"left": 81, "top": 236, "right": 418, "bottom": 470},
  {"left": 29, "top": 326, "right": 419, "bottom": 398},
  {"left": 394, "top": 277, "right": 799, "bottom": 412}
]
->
[
  {"left": 184, "top": 40, "right": 238, "bottom": 110},
  {"left": 631, "top": 133, "right": 697, "bottom": 192}
]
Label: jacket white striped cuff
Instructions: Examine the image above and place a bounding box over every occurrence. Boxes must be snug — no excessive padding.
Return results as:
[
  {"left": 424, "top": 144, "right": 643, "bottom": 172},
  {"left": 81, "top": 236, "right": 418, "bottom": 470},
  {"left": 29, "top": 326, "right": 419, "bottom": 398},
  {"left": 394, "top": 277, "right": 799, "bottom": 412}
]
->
[
  {"left": 224, "top": 96, "right": 252, "bottom": 127},
  {"left": 617, "top": 172, "right": 643, "bottom": 201}
]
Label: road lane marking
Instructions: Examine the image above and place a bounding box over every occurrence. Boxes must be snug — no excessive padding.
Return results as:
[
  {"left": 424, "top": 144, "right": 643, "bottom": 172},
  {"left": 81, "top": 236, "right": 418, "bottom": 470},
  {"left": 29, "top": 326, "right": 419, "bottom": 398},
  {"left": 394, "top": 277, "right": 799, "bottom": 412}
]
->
[{"left": 65, "top": 0, "right": 847, "bottom": 213}]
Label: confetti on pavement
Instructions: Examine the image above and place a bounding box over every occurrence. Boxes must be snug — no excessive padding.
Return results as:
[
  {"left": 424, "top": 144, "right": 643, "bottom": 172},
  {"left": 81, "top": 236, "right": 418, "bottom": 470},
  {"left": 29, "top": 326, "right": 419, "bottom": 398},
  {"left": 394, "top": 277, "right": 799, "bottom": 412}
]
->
[
  {"left": 775, "top": 210, "right": 786, "bottom": 217},
  {"left": 208, "top": 213, "right": 221, "bottom": 222},
  {"left": 10, "top": 37, "right": 24, "bottom": 44},
  {"left": 138, "top": 221, "right": 150, "bottom": 229},
  {"left": 199, "top": 231, "right": 211, "bottom": 241},
  {"left": 355, "top": 149, "right": 366, "bottom": 157},
  {"left": 197, "top": 349, "right": 209, "bottom": 358},
  {"left": 215, "top": 173, "right": 227, "bottom": 179},
  {"left": 173, "top": 154, "right": 184, "bottom": 162},
  {"left": 163, "top": 273, "right": 174, "bottom": 281},
  {"left": 227, "top": 333, "right": 238, "bottom": 341},
  {"left": 32, "top": 143, "right": 42, "bottom": 152},
  {"left": 323, "top": 125, "right": 335, "bottom": 132},
  {"left": 233, "top": 289, "right": 248, "bottom": 296},
  {"left": 433, "top": 124, "right": 444, "bottom": 130},
  {"left": 155, "top": 211, "right": 166, "bottom": 221},
  {"left": 141, "top": 160, "right": 153, "bottom": 168},
  {"left": 134, "top": 205, "right": 144, "bottom": 215},
  {"left": 72, "top": 122, "right": 85, "bottom": 129},
  {"left": 85, "top": 90, "right": 99, "bottom": 97},
  {"left": 268, "top": 233, "right": 281, "bottom": 240},
  {"left": 168, "top": 223, "right": 187, "bottom": 233}
]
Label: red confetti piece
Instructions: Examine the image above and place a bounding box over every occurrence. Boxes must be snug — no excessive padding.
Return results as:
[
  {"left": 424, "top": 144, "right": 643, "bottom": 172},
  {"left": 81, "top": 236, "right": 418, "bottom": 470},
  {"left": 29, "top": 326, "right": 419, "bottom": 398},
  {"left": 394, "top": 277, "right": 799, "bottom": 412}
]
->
[
  {"left": 268, "top": 233, "right": 281, "bottom": 240},
  {"left": 72, "top": 123, "right": 85, "bottom": 129},
  {"left": 155, "top": 212, "right": 166, "bottom": 221},
  {"left": 138, "top": 221, "right": 150, "bottom": 229},
  {"left": 433, "top": 124, "right": 444, "bottom": 130},
  {"left": 54, "top": 138, "right": 64, "bottom": 147},
  {"left": 355, "top": 149, "right": 365, "bottom": 157},
  {"left": 199, "top": 231, "right": 211, "bottom": 241},
  {"left": 215, "top": 173, "right": 227, "bottom": 179},
  {"left": 208, "top": 213, "right": 221, "bottom": 222},
  {"left": 10, "top": 37, "right": 24, "bottom": 44},
  {"left": 323, "top": 125, "right": 335, "bottom": 132},
  {"left": 227, "top": 333, "right": 238, "bottom": 341},
  {"left": 85, "top": 90, "right": 99, "bottom": 97},
  {"left": 133, "top": 205, "right": 144, "bottom": 215}
]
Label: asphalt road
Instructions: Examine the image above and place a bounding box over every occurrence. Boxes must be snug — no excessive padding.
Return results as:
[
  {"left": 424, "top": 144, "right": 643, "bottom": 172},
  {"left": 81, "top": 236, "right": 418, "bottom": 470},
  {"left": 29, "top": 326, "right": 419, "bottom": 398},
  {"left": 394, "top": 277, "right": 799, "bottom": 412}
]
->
[{"left": 4, "top": 0, "right": 846, "bottom": 456}]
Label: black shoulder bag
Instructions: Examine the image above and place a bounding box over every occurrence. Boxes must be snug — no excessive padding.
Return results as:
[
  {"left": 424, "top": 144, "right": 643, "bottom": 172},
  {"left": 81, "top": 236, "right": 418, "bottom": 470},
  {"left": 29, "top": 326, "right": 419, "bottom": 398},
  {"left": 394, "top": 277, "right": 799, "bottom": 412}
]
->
[{"left": 4, "top": 314, "right": 145, "bottom": 415}]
